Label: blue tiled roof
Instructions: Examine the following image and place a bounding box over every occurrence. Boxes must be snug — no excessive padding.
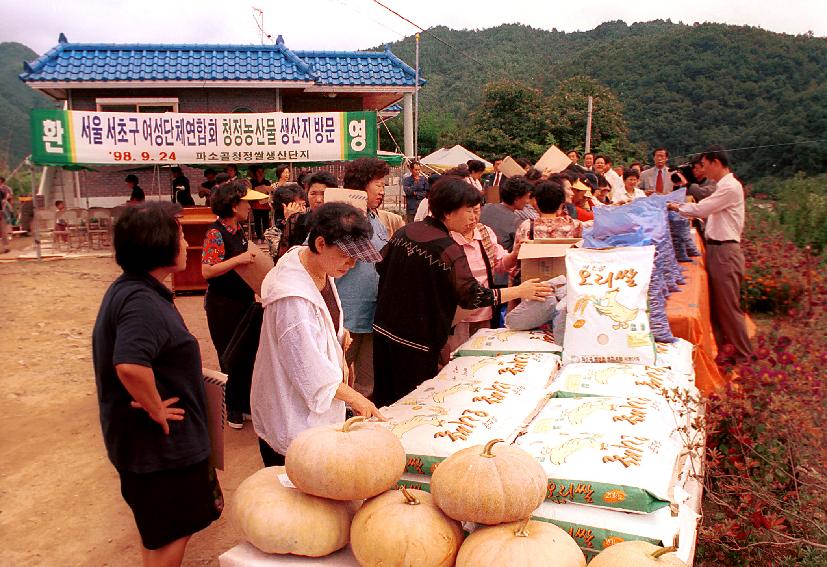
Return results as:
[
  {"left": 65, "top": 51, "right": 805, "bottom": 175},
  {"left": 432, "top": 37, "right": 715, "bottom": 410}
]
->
[{"left": 20, "top": 33, "right": 424, "bottom": 87}]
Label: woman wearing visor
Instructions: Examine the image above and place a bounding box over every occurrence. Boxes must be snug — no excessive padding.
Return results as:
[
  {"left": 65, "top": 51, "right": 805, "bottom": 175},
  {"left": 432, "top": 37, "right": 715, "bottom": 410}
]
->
[{"left": 252, "top": 202, "right": 384, "bottom": 467}]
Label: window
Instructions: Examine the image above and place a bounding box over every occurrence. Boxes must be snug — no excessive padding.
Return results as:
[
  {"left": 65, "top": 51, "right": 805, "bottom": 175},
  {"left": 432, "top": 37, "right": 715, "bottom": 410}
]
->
[{"left": 95, "top": 98, "right": 179, "bottom": 113}]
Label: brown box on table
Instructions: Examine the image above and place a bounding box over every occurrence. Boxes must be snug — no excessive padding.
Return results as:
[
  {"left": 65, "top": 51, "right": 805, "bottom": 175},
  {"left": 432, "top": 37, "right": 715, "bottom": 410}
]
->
[{"left": 518, "top": 239, "right": 582, "bottom": 281}]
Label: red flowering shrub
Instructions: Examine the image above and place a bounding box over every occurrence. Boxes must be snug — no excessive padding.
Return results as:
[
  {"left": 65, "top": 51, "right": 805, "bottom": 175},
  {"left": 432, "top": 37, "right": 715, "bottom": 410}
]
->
[
  {"left": 741, "top": 204, "right": 813, "bottom": 314},
  {"left": 698, "top": 213, "right": 827, "bottom": 565}
]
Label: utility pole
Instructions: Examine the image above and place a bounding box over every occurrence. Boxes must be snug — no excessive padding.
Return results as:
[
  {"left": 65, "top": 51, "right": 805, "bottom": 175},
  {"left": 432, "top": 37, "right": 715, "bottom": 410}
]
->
[
  {"left": 585, "top": 96, "right": 593, "bottom": 154},
  {"left": 414, "top": 33, "right": 420, "bottom": 159}
]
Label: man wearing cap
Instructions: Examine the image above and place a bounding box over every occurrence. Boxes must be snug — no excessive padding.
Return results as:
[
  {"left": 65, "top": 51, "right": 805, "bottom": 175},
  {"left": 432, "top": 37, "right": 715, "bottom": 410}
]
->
[
  {"left": 668, "top": 146, "right": 752, "bottom": 363},
  {"left": 571, "top": 179, "right": 595, "bottom": 221},
  {"left": 201, "top": 180, "right": 267, "bottom": 429}
]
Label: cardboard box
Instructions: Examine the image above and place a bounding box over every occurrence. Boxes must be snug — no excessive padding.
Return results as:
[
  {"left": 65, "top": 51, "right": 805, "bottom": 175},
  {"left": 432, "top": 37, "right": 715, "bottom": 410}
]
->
[
  {"left": 202, "top": 369, "right": 228, "bottom": 470},
  {"left": 324, "top": 187, "right": 368, "bottom": 212},
  {"left": 485, "top": 184, "right": 500, "bottom": 204},
  {"left": 499, "top": 156, "right": 527, "bottom": 178},
  {"left": 235, "top": 243, "right": 275, "bottom": 297},
  {"left": 518, "top": 239, "right": 582, "bottom": 281},
  {"left": 534, "top": 144, "right": 572, "bottom": 174}
]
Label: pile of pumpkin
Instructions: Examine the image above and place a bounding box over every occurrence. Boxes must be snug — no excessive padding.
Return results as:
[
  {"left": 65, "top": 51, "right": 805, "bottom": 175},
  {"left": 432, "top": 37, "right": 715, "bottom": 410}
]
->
[{"left": 233, "top": 416, "right": 686, "bottom": 566}]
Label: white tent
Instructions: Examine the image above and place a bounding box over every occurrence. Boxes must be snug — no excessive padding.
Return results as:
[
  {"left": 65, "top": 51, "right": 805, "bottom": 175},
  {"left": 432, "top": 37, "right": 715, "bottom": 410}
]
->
[{"left": 420, "top": 145, "right": 492, "bottom": 172}]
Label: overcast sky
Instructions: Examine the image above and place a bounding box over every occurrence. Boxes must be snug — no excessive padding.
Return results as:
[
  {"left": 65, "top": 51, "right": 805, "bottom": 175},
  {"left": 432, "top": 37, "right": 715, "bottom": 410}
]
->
[{"left": 1, "top": 0, "right": 825, "bottom": 56}]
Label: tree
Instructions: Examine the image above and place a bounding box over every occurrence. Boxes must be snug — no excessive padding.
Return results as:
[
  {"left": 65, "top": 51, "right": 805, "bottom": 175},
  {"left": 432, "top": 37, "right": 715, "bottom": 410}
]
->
[
  {"left": 449, "top": 80, "right": 552, "bottom": 161},
  {"left": 546, "top": 76, "right": 644, "bottom": 162}
]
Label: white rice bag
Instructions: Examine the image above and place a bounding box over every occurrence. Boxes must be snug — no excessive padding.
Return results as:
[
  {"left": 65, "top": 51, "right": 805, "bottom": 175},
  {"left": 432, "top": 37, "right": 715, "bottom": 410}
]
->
[
  {"left": 532, "top": 501, "right": 681, "bottom": 558},
  {"left": 564, "top": 246, "right": 657, "bottom": 365},
  {"left": 451, "top": 328, "right": 563, "bottom": 357},
  {"left": 550, "top": 363, "right": 699, "bottom": 404},
  {"left": 514, "top": 430, "right": 686, "bottom": 513},
  {"left": 382, "top": 353, "right": 558, "bottom": 475},
  {"left": 526, "top": 396, "right": 684, "bottom": 443},
  {"left": 655, "top": 339, "right": 695, "bottom": 378}
]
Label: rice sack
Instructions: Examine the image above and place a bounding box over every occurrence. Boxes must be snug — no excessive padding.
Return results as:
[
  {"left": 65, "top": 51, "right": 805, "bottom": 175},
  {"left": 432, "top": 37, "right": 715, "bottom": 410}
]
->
[
  {"left": 452, "top": 328, "right": 563, "bottom": 357},
  {"left": 382, "top": 353, "right": 559, "bottom": 475},
  {"left": 549, "top": 363, "right": 699, "bottom": 404},
  {"left": 526, "top": 396, "right": 684, "bottom": 443},
  {"left": 564, "top": 246, "right": 657, "bottom": 365},
  {"left": 532, "top": 501, "right": 681, "bottom": 559},
  {"left": 514, "top": 431, "right": 685, "bottom": 513},
  {"left": 654, "top": 339, "right": 695, "bottom": 380}
]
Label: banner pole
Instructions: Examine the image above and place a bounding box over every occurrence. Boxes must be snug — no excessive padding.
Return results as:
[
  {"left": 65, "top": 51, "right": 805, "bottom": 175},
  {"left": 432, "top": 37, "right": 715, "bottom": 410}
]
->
[{"left": 29, "top": 157, "right": 41, "bottom": 261}]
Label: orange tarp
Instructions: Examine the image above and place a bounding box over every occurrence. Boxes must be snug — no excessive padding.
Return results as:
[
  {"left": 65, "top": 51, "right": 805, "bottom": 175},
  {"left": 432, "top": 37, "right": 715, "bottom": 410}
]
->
[{"left": 665, "top": 239, "right": 726, "bottom": 393}]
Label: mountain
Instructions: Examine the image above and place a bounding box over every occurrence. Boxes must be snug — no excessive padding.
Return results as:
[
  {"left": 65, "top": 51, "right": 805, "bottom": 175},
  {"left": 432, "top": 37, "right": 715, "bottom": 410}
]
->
[
  {"left": 0, "top": 42, "right": 54, "bottom": 169},
  {"left": 380, "top": 21, "right": 827, "bottom": 178}
]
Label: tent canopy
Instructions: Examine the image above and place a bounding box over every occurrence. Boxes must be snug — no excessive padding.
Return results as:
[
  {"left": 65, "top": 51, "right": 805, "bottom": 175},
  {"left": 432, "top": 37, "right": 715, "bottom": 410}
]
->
[{"left": 420, "top": 145, "right": 492, "bottom": 172}]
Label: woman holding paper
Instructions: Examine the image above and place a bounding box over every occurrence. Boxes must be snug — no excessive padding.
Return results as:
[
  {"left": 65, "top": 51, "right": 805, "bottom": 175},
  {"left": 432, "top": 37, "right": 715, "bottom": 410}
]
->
[{"left": 201, "top": 180, "right": 266, "bottom": 429}]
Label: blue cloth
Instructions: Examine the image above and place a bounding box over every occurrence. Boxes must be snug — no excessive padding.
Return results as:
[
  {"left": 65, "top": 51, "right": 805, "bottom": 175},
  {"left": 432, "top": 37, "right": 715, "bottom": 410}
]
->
[{"left": 335, "top": 212, "right": 389, "bottom": 333}]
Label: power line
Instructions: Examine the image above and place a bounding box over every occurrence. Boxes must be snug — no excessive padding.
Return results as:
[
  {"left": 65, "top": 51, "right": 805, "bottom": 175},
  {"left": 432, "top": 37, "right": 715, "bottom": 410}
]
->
[
  {"left": 674, "top": 138, "right": 827, "bottom": 161},
  {"left": 326, "top": 0, "right": 410, "bottom": 39},
  {"left": 369, "top": 0, "right": 484, "bottom": 65}
]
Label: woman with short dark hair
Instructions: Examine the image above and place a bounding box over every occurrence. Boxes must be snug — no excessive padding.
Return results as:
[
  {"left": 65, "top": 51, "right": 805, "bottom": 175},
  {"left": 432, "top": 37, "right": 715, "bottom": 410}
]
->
[
  {"left": 334, "top": 158, "right": 391, "bottom": 400},
  {"left": 372, "top": 177, "right": 553, "bottom": 406},
  {"left": 252, "top": 202, "right": 384, "bottom": 466},
  {"left": 515, "top": 181, "right": 587, "bottom": 242},
  {"left": 201, "top": 180, "right": 267, "bottom": 429},
  {"left": 125, "top": 174, "right": 145, "bottom": 203},
  {"left": 93, "top": 201, "right": 222, "bottom": 566}
]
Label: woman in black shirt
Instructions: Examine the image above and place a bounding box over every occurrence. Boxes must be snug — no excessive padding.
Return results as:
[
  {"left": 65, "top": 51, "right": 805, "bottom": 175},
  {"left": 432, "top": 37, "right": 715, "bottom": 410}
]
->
[{"left": 92, "top": 201, "right": 221, "bottom": 566}]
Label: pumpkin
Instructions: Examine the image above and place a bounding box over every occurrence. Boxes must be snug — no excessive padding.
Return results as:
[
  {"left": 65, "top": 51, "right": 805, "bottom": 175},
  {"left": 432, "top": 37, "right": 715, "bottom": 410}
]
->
[
  {"left": 456, "top": 518, "right": 585, "bottom": 567},
  {"left": 430, "top": 438, "right": 547, "bottom": 524},
  {"left": 232, "top": 466, "right": 352, "bottom": 557},
  {"left": 589, "top": 542, "right": 687, "bottom": 567},
  {"left": 351, "top": 487, "right": 463, "bottom": 567},
  {"left": 285, "top": 416, "right": 406, "bottom": 500}
]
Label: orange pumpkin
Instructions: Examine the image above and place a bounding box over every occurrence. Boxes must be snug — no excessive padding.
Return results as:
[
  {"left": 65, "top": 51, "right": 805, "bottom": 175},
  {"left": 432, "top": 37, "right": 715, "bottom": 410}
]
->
[
  {"left": 430, "top": 439, "right": 547, "bottom": 524},
  {"left": 456, "top": 518, "right": 585, "bottom": 567},
  {"left": 351, "top": 487, "right": 463, "bottom": 567},
  {"left": 286, "top": 416, "right": 406, "bottom": 500}
]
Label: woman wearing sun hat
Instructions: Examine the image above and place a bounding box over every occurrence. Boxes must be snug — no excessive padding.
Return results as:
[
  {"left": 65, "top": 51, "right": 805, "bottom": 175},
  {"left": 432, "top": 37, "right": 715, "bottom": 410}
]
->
[
  {"left": 201, "top": 179, "right": 268, "bottom": 429},
  {"left": 251, "top": 202, "right": 385, "bottom": 466}
]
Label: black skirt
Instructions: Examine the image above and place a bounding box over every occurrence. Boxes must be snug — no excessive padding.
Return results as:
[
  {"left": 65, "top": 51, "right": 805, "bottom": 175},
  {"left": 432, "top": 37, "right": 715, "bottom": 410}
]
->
[{"left": 119, "top": 459, "right": 223, "bottom": 550}]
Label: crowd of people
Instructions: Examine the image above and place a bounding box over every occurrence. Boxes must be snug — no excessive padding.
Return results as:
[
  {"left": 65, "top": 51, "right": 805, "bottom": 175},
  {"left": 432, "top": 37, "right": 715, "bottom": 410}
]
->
[{"left": 92, "top": 143, "right": 751, "bottom": 565}]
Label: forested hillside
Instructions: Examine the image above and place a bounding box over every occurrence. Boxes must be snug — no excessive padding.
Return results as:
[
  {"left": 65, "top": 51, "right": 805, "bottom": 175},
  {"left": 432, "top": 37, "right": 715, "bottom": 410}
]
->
[
  {"left": 0, "top": 42, "right": 53, "bottom": 168},
  {"left": 383, "top": 21, "right": 827, "bottom": 178},
  {"left": 1, "top": 20, "right": 825, "bottom": 179}
]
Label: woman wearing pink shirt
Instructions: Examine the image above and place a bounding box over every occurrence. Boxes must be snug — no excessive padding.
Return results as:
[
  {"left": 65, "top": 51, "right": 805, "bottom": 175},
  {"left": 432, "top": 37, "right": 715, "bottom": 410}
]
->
[{"left": 441, "top": 204, "right": 522, "bottom": 361}]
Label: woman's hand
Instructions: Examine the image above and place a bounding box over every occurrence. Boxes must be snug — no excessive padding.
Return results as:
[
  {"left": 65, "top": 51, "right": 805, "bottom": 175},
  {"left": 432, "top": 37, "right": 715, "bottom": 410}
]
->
[
  {"left": 284, "top": 201, "right": 306, "bottom": 219},
  {"left": 516, "top": 278, "right": 554, "bottom": 301},
  {"left": 350, "top": 394, "right": 386, "bottom": 421},
  {"left": 234, "top": 249, "right": 258, "bottom": 266},
  {"left": 130, "top": 396, "right": 185, "bottom": 435}
]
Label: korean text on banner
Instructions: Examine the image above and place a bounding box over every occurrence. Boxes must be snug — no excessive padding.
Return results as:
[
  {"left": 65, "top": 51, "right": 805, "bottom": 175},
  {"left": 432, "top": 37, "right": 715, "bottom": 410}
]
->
[{"left": 30, "top": 109, "right": 378, "bottom": 166}]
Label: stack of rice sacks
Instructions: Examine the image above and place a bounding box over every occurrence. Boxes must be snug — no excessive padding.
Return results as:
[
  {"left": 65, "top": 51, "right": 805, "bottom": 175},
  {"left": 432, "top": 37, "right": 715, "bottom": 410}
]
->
[
  {"left": 501, "top": 246, "right": 701, "bottom": 560},
  {"left": 583, "top": 190, "right": 695, "bottom": 343}
]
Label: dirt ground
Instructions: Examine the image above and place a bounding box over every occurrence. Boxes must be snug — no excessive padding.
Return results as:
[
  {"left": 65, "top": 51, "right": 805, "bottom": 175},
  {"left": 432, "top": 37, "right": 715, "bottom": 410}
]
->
[{"left": 0, "top": 248, "right": 264, "bottom": 566}]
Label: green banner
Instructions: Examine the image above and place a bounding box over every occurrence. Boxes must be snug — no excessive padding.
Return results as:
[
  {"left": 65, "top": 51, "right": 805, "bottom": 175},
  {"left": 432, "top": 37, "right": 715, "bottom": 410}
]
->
[{"left": 30, "top": 108, "right": 378, "bottom": 166}]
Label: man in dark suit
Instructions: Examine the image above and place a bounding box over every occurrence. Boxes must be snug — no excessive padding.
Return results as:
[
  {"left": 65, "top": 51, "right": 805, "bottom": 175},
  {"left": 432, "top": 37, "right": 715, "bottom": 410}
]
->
[{"left": 482, "top": 157, "right": 504, "bottom": 189}]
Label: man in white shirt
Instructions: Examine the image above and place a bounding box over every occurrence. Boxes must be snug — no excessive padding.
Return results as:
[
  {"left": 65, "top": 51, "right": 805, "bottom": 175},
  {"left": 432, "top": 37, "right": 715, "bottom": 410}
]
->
[
  {"left": 596, "top": 155, "right": 624, "bottom": 200},
  {"left": 639, "top": 148, "right": 674, "bottom": 195},
  {"left": 668, "top": 146, "right": 751, "bottom": 363}
]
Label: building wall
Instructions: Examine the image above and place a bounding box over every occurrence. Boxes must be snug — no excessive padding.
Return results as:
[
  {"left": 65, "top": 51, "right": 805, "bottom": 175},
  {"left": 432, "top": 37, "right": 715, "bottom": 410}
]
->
[{"left": 69, "top": 88, "right": 281, "bottom": 113}]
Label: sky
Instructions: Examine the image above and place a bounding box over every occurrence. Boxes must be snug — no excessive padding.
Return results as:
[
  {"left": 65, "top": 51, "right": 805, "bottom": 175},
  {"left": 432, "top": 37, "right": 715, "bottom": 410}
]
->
[{"left": 1, "top": 0, "right": 825, "bottom": 56}]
